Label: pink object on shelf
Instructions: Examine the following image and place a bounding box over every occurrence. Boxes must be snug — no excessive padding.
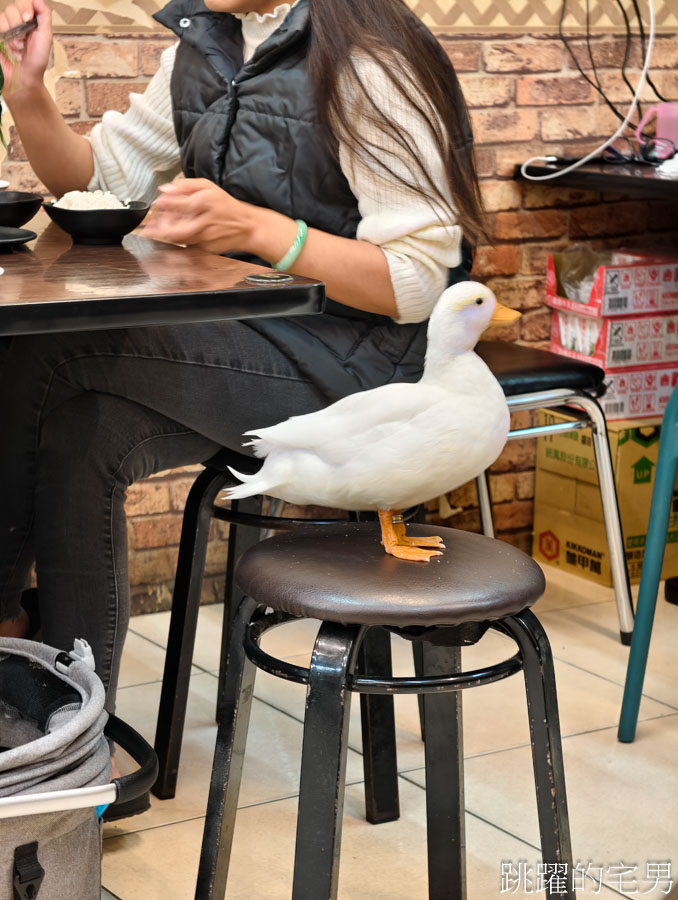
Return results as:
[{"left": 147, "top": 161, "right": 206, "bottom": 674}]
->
[{"left": 635, "top": 102, "right": 678, "bottom": 147}]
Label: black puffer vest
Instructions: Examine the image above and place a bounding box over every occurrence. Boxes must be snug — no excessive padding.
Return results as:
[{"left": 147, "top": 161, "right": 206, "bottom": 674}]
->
[{"left": 154, "top": 0, "right": 472, "bottom": 401}]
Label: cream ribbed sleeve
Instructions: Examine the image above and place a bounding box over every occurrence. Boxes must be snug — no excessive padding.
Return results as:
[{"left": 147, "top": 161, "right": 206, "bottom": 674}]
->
[
  {"left": 87, "top": 35, "right": 462, "bottom": 322},
  {"left": 87, "top": 43, "right": 181, "bottom": 203}
]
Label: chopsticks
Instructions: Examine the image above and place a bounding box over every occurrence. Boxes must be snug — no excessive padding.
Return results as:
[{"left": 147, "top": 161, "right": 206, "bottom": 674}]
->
[{"left": 0, "top": 16, "right": 38, "bottom": 45}]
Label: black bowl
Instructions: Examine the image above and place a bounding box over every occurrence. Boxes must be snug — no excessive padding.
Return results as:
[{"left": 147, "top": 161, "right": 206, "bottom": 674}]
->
[
  {"left": 0, "top": 191, "right": 43, "bottom": 228},
  {"left": 42, "top": 200, "right": 150, "bottom": 244}
]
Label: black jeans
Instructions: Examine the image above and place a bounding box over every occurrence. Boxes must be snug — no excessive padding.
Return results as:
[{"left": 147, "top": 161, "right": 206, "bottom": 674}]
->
[{"left": 0, "top": 320, "right": 327, "bottom": 709}]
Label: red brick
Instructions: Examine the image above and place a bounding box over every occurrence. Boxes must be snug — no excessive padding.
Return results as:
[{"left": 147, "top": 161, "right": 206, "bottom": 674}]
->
[
  {"left": 474, "top": 147, "right": 496, "bottom": 178},
  {"left": 68, "top": 121, "right": 95, "bottom": 139},
  {"left": 472, "top": 108, "right": 539, "bottom": 144},
  {"left": 58, "top": 40, "right": 139, "bottom": 77},
  {"left": 519, "top": 308, "right": 552, "bottom": 342},
  {"left": 493, "top": 209, "right": 568, "bottom": 241},
  {"left": 140, "top": 40, "right": 176, "bottom": 75},
  {"left": 480, "top": 179, "right": 522, "bottom": 212},
  {"left": 564, "top": 37, "right": 643, "bottom": 71},
  {"left": 569, "top": 201, "right": 649, "bottom": 238},
  {"left": 646, "top": 203, "right": 678, "bottom": 234},
  {"left": 447, "top": 481, "right": 479, "bottom": 509},
  {"left": 438, "top": 39, "right": 482, "bottom": 72},
  {"left": 540, "top": 104, "right": 619, "bottom": 141},
  {"left": 458, "top": 74, "right": 513, "bottom": 108},
  {"left": 0, "top": 162, "right": 47, "bottom": 194},
  {"left": 596, "top": 71, "right": 658, "bottom": 104},
  {"left": 127, "top": 481, "right": 171, "bottom": 516},
  {"left": 510, "top": 410, "right": 536, "bottom": 431},
  {"left": 168, "top": 476, "right": 200, "bottom": 511},
  {"left": 522, "top": 185, "right": 600, "bottom": 209},
  {"left": 491, "top": 438, "right": 536, "bottom": 472},
  {"left": 520, "top": 241, "right": 570, "bottom": 276},
  {"left": 128, "top": 546, "right": 175, "bottom": 586},
  {"left": 650, "top": 37, "right": 678, "bottom": 69},
  {"left": 661, "top": 71, "right": 678, "bottom": 100},
  {"left": 86, "top": 81, "right": 149, "bottom": 116},
  {"left": 493, "top": 500, "right": 534, "bottom": 531},
  {"left": 498, "top": 531, "right": 533, "bottom": 553},
  {"left": 482, "top": 318, "right": 521, "bottom": 343},
  {"left": 131, "top": 513, "right": 183, "bottom": 549},
  {"left": 472, "top": 244, "right": 520, "bottom": 277},
  {"left": 485, "top": 277, "right": 545, "bottom": 311},
  {"left": 483, "top": 41, "right": 564, "bottom": 73},
  {"left": 492, "top": 142, "right": 560, "bottom": 178},
  {"left": 6, "top": 127, "right": 26, "bottom": 162},
  {"left": 517, "top": 75, "right": 595, "bottom": 106},
  {"left": 489, "top": 473, "right": 514, "bottom": 503},
  {"left": 514, "top": 471, "right": 535, "bottom": 500},
  {"left": 448, "top": 508, "right": 482, "bottom": 533},
  {"left": 55, "top": 78, "right": 82, "bottom": 116}
]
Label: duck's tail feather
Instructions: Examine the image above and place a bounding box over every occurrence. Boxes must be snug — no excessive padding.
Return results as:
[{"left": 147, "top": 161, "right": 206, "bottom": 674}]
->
[{"left": 221, "top": 461, "right": 287, "bottom": 501}]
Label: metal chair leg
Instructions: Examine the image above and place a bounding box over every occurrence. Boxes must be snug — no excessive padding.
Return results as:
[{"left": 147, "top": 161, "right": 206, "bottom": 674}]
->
[
  {"left": 619, "top": 387, "right": 678, "bottom": 742},
  {"left": 476, "top": 470, "right": 495, "bottom": 539},
  {"left": 501, "top": 611, "right": 574, "bottom": 898},
  {"left": 292, "top": 621, "right": 365, "bottom": 900},
  {"left": 358, "top": 627, "right": 400, "bottom": 824},
  {"left": 571, "top": 394, "right": 634, "bottom": 643},
  {"left": 153, "top": 466, "right": 234, "bottom": 800},
  {"left": 421, "top": 642, "right": 465, "bottom": 900},
  {"left": 196, "top": 596, "right": 259, "bottom": 900},
  {"left": 216, "top": 495, "right": 264, "bottom": 723}
]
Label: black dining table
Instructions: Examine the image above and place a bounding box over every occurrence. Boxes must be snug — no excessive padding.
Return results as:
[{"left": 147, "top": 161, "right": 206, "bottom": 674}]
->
[{"left": 0, "top": 210, "right": 324, "bottom": 336}]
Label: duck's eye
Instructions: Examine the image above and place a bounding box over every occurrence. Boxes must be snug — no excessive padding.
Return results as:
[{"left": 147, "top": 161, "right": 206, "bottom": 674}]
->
[{"left": 475, "top": 298, "right": 483, "bottom": 305}]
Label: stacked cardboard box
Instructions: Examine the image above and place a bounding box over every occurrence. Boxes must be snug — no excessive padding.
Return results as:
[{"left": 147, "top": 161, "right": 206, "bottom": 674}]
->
[
  {"left": 532, "top": 411, "right": 678, "bottom": 586},
  {"left": 546, "top": 250, "right": 678, "bottom": 420}
]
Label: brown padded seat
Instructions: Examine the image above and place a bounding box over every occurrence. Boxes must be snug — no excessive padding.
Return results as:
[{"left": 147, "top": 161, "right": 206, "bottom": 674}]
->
[{"left": 235, "top": 523, "right": 546, "bottom": 627}]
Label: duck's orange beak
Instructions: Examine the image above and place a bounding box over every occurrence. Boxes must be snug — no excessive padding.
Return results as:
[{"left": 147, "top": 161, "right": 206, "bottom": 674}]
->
[{"left": 489, "top": 303, "right": 521, "bottom": 325}]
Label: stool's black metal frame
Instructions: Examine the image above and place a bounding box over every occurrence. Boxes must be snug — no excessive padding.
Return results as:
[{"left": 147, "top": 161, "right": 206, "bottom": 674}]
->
[
  {"left": 152, "top": 386, "right": 633, "bottom": 803},
  {"left": 195, "top": 600, "right": 574, "bottom": 900}
]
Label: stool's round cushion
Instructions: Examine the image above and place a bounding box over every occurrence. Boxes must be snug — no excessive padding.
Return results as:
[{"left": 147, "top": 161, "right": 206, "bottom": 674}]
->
[{"left": 235, "top": 524, "right": 545, "bottom": 626}]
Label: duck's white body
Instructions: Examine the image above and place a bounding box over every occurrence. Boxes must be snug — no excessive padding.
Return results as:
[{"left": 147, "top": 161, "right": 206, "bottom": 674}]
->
[{"left": 225, "top": 282, "right": 514, "bottom": 515}]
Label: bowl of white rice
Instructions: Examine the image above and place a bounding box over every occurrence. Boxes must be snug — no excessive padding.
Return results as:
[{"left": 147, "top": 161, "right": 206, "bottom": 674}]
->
[{"left": 43, "top": 190, "right": 150, "bottom": 244}]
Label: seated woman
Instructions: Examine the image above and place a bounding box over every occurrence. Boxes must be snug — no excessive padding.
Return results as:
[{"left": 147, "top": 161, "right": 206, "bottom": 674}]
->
[{"left": 0, "top": 0, "right": 483, "bottom": 712}]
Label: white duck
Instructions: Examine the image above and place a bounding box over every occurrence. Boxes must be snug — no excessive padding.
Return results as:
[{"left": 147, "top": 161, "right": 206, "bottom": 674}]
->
[{"left": 224, "top": 281, "right": 520, "bottom": 561}]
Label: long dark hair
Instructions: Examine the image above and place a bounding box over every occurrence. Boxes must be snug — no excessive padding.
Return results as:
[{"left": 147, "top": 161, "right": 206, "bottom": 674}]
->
[{"left": 307, "top": 0, "right": 485, "bottom": 245}]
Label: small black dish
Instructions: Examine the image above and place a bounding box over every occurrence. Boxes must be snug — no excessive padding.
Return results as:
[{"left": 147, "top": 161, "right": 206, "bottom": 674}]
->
[
  {"left": 0, "top": 227, "right": 38, "bottom": 252},
  {"left": 42, "top": 200, "right": 150, "bottom": 245},
  {"left": 0, "top": 192, "right": 43, "bottom": 228}
]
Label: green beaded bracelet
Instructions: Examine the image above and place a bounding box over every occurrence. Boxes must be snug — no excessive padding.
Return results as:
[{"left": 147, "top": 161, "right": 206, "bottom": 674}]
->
[{"left": 273, "top": 219, "right": 308, "bottom": 271}]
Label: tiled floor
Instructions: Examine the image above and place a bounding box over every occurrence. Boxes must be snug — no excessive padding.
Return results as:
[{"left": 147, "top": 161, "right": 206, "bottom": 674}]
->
[{"left": 101, "top": 566, "right": 678, "bottom": 899}]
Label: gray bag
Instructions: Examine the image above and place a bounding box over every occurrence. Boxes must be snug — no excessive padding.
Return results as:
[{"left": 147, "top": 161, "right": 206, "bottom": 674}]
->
[{"left": 0, "top": 638, "right": 157, "bottom": 900}]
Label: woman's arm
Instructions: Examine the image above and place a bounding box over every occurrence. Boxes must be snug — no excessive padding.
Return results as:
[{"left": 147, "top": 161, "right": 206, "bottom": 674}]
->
[{"left": 143, "top": 179, "right": 398, "bottom": 317}]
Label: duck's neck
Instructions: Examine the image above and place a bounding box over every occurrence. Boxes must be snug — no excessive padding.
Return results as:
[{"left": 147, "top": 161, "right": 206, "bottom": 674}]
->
[{"left": 420, "top": 317, "right": 476, "bottom": 383}]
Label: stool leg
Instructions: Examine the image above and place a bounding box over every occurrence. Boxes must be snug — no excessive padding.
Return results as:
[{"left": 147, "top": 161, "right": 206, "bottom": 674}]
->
[
  {"left": 619, "top": 391, "right": 678, "bottom": 742},
  {"left": 293, "top": 621, "right": 365, "bottom": 900},
  {"left": 573, "top": 395, "right": 634, "bottom": 643},
  {"left": 154, "top": 466, "right": 231, "bottom": 800},
  {"left": 196, "top": 596, "right": 259, "bottom": 900},
  {"left": 216, "top": 495, "right": 263, "bottom": 723},
  {"left": 412, "top": 640, "right": 426, "bottom": 741},
  {"left": 501, "top": 611, "right": 574, "bottom": 899},
  {"left": 358, "top": 628, "right": 400, "bottom": 824},
  {"left": 476, "top": 470, "right": 496, "bottom": 539},
  {"left": 421, "top": 642, "right": 466, "bottom": 900}
]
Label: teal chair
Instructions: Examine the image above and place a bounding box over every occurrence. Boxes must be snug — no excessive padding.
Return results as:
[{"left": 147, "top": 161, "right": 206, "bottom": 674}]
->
[{"left": 618, "top": 384, "right": 678, "bottom": 742}]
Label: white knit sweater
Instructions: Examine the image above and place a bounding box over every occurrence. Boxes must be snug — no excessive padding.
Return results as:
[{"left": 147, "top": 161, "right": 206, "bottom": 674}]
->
[{"left": 87, "top": 3, "right": 462, "bottom": 323}]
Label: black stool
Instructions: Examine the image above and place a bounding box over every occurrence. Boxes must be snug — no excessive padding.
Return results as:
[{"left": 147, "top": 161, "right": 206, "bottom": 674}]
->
[
  {"left": 196, "top": 524, "right": 574, "bottom": 900},
  {"left": 153, "top": 341, "right": 631, "bottom": 802}
]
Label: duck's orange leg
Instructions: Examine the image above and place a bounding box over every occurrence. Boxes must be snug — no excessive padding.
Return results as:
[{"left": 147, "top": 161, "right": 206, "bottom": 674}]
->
[{"left": 378, "top": 510, "right": 444, "bottom": 562}]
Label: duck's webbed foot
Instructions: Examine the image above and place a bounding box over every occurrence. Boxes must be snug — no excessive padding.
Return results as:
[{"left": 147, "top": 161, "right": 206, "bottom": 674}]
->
[{"left": 378, "top": 510, "right": 444, "bottom": 562}]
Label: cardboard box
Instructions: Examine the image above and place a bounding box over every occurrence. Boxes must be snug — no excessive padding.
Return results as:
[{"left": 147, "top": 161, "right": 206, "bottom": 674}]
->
[
  {"left": 601, "top": 366, "right": 678, "bottom": 420},
  {"left": 546, "top": 251, "right": 678, "bottom": 318},
  {"left": 532, "top": 413, "right": 678, "bottom": 585},
  {"left": 551, "top": 310, "right": 678, "bottom": 369}
]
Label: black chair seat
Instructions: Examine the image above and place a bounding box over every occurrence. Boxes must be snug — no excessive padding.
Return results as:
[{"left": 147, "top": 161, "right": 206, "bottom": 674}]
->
[
  {"left": 235, "top": 523, "right": 545, "bottom": 626},
  {"left": 476, "top": 341, "right": 605, "bottom": 397}
]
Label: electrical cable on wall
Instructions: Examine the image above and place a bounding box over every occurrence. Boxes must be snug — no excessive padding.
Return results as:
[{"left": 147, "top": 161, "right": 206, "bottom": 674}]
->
[{"left": 520, "top": 0, "right": 656, "bottom": 182}]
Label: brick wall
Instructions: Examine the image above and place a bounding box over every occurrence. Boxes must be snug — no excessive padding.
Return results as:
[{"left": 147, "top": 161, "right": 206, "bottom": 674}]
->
[{"left": 3, "top": 30, "right": 677, "bottom": 607}]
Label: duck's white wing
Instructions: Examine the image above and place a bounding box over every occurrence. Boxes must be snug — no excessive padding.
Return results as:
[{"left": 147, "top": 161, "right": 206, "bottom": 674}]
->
[{"left": 245, "top": 382, "right": 444, "bottom": 458}]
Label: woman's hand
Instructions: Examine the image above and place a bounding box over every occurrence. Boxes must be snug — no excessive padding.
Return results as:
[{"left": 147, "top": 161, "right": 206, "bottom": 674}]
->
[
  {"left": 142, "top": 178, "right": 261, "bottom": 255},
  {"left": 0, "top": 0, "right": 52, "bottom": 99}
]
